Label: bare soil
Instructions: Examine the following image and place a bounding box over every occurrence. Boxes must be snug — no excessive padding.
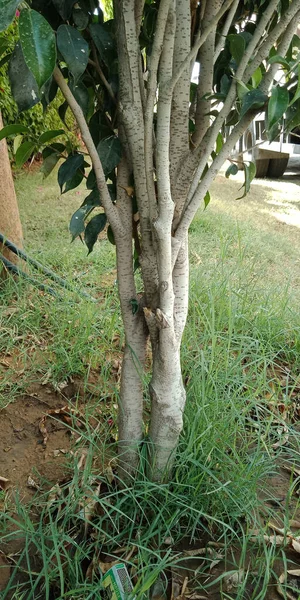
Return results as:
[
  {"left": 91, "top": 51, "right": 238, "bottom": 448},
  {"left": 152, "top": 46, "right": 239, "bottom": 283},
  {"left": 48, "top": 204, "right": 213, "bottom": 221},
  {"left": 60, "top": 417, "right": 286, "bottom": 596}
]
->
[{"left": 0, "top": 385, "right": 73, "bottom": 504}]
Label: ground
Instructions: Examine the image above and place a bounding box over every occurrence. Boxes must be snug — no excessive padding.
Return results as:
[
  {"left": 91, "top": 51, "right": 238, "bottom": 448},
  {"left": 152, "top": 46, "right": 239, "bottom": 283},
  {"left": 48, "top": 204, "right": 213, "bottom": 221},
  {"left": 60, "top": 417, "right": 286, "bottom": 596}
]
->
[{"left": 0, "top": 161, "right": 300, "bottom": 599}]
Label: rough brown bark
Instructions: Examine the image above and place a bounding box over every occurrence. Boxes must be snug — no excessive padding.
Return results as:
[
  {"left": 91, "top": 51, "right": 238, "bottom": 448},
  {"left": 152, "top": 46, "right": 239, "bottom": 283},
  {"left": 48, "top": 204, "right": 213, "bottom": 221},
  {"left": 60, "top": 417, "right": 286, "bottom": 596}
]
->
[{"left": 0, "top": 111, "right": 23, "bottom": 268}]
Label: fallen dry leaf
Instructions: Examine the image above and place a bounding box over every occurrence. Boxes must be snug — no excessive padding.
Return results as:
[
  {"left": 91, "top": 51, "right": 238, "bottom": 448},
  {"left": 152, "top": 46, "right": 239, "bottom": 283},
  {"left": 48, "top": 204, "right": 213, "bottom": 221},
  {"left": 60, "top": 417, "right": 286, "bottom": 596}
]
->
[
  {"left": 224, "top": 569, "right": 245, "bottom": 592},
  {"left": 0, "top": 476, "right": 10, "bottom": 490},
  {"left": 277, "top": 569, "right": 300, "bottom": 600},
  {"left": 27, "top": 476, "right": 39, "bottom": 490}
]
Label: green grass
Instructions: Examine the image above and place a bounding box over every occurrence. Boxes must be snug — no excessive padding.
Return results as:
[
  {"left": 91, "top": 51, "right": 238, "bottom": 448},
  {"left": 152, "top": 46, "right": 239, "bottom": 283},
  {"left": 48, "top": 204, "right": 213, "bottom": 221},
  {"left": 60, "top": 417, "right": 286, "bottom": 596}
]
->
[{"left": 0, "top": 167, "right": 300, "bottom": 598}]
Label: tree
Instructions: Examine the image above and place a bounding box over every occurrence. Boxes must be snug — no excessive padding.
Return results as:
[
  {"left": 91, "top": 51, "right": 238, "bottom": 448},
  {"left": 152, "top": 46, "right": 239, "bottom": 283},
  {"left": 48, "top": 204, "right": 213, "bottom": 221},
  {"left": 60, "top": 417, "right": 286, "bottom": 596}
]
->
[
  {"left": 0, "top": 110, "right": 23, "bottom": 268},
  {"left": 0, "top": 0, "right": 299, "bottom": 480}
]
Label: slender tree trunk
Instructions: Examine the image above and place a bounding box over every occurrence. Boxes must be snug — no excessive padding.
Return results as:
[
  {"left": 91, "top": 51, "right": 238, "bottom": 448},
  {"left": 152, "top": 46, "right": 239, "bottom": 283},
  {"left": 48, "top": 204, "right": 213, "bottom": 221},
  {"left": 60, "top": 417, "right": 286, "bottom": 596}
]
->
[
  {"left": 148, "top": 238, "right": 189, "bottom": 479},
  {"left": 0, "top": 111, "right": 23, "bottom": 268},
  {"left": 115, "top": 159, "right": 148, "bottom": 479},
  {"left": 149, "top": 341, "right": 186, "bottom": 479}
]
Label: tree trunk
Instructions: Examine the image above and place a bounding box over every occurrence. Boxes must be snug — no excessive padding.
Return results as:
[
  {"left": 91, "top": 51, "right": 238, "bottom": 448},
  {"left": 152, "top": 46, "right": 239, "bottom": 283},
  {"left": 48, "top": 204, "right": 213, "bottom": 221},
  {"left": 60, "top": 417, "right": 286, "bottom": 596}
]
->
[
  {"left": 148, "top": 238, "right": 190, "bottom": 479},
  {"left": 149, "top": 340, "right": 186, "bottom": 479},
  {"left": 0, "top": 111, "right": 23, "bottom": 268}
]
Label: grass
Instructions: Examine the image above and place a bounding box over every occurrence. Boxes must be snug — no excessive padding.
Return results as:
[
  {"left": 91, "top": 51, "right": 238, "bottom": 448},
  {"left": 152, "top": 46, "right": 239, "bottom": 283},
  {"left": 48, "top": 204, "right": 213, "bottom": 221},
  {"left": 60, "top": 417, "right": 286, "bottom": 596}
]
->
[{"left": 0, "top": 165, "right": 300, "bottom": 598}]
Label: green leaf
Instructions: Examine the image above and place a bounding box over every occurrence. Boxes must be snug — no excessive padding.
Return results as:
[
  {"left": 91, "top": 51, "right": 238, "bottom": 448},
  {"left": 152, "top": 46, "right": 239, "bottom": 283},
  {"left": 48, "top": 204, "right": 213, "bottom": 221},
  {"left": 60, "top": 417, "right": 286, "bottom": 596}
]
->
[
  {"left": 267, "top": 86, "right": 289, "bottom": 132},
  {"left": 228, "top": 34, "right": 246, "bottom": 65},
  {"left": 251, "top": 67, "right": 262, "bottom": 89},
  {"left": 72, "top": 6, "right": 89, "bottom": 30},
  {"left": 13, "top": 134, "right": 23, "bottom": 154},
  {"left": 57, "top": 25, "right": 89, "bottom": 83},
  {"left": 237, "top": 161, "right": 256, "bottom": 199},
  {"left": 15, "top": 140, "right": 36, "bottom": 168},
  {"left": 89, "top": 110, "right": 112, "bottom": 145},
  {"left": 69, "top": 205, "right": 93, "bottom": 241},
  {"left": 52, "top": 0, "right": 77, "bottom": 20},
  {"left": 8, "top": 42, "right": 40, "bottom": 112},
  {"left": 84, "top": 213, "right": 107, "bottom": 254},
  {"left": 19, "top": 9, "right": 56, "bottom": 89},
  {"left": 268, "top": 54, "right": 290, "bottom": 69},
  {"left": 237, "top": 80, "right": 250, "bottom": 101},
  {"left": 204, "top": 191, "right": 210, "bottom": 209},
  {"left": 82, "top": 188, "right": 101, "bottom": 207},
  {"left": 64, "top": 170, "right": 84, "bottom": 193},
  {"left": 285, "top": 100, "right": 300, "bottom": 132},
  {"left": 89, "top": 23, "right": 114, "bottom": 66},
  {"left": 69, "top": 80, "right": 89, "bottom": 117},
  {"left": 42, "top": 143, "right": 65, "bottom": 159},
  {"left": 87, "top": 168, "right": 96, "bottom": 190},
  {"left": 220, "top": 74, "right": 230, "bottom": 96},
  {"left": 130, "top": 298, "right": 139, "bottom": 315},
  {"left": 0, "top": 0, "right": 20, "bottom": 32},
  {"left": 58, "top": 153, "right": 84, "bottom": 193},
  {"left": 215, "top": 132, "right": 223, "bottom": 154},
  {"left": 107, "top": 224, "right": 115, "bottom": 245},
  {"left": 97, "top": 136, "right": 122, "bottom": 177},
  {"left": 240, "top": 89, "right": 268, "bottom": 118},
  {"left": 225, "top": 163, "right": 239, "bottom": 178},
  {"left": 0, "top": 124, "right": 30, "bottom": 142},
  {"left": 289, "top": 65, "right": 300, "bottom": 106},
  {"left": 38, "top": 130, "right": 65, "bottom": 145},
  {"left": 40, "top": 153, "right": 60, "bottom": 178}
]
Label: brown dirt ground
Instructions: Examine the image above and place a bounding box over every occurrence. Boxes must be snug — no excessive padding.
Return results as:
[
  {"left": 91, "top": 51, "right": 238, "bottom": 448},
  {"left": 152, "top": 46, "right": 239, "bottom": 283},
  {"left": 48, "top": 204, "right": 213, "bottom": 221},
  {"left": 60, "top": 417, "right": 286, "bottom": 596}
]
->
[{"left": 0, "top": 385, "right": 74, "bottom": 504}]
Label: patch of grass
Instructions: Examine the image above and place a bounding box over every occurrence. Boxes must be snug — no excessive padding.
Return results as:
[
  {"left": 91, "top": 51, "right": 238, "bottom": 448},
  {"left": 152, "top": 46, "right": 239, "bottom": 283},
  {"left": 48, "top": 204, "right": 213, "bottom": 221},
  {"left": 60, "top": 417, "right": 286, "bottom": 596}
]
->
[{"left": 0, "top": 168, "right": 300, "bottom": 598}]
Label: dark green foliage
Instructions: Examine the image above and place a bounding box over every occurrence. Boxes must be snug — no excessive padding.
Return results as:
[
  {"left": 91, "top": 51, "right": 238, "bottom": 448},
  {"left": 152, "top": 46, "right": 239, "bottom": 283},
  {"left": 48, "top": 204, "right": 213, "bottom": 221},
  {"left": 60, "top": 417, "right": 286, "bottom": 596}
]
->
[
  {"left": 68, "top": 80, "right": 90, "bottom": 117},
  {"left": 58, "top": 153, "right": 84, "bottom": 193},
  {"left": 89, "top": 23, "right": 115, "bottom": 67},
  {"left": 228, "top": 34, "right": 246, "bottom": 65},
  {"left": 237, "top": 161, "right": 256, "bottom": 199},
  {"left": 15, "top": 140, "right": 36, "bottom": 168},
  {"left": 69, "top": 204, "right": 93, "bottom": 240},
  {"left": 97, "top": 135, "right": 122, "bottom": 177},
  {"left": 19, "top": 9, "right": 56, "bottom": 88},
  {"left": 57, "top": 25, "right": 89, "bottom": 83},
  {"left": 84, "top": 213, "right": 107, "bottom": 253},
  {"left": 8, "top": 42, "right": 40, "bottom": 112},
  {"left": 0, "top": 0, "right": 20, "bottom": 32},
  {"left": 267, "top": 86, "right": 289, "bottom": 140},
  {"left": 0, "top": 123, "right": 29, "bottom": 141},
  {"left": 240, "top": 89, "right": 268, "bottom": 118},
  {"left": 225, "top": 163, "right": 239, "bottom": 178}
]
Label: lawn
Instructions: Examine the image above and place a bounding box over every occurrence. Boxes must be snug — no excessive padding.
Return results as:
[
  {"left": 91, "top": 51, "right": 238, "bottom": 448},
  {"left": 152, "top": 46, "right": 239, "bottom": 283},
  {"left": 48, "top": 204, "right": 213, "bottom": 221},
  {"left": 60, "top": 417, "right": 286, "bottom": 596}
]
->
[{"left": 0, "top": 164, "right": 299, "bottom": 599}]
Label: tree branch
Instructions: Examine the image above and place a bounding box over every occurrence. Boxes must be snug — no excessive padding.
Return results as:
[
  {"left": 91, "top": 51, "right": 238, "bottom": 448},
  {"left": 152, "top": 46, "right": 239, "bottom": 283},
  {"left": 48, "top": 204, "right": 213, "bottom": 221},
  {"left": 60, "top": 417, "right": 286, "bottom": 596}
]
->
[
  {"left": 214, "top": 0, "right": 239, "bottom": 63},
  {"left": 155, "top": 3, "right": 176, "bottom": 323},
  {"left": 144, "top": 0, "right": 172, "bottom": 220},
  {"left": 242, "top": 0, "right": 300, "bottom": 84},
  {"left": 259, "top": 9, "right": 300, "bottom": 94},
  {"left": 89, "top": 44, "right": 117, "bottom": 105},
  {"left": 175, "top": 112, "right": 256, "bottom": 242},
  {"left": 192, "top": 0, "right": 223, "bottom": 147},
  {"left": 165, "top": 0, "right": 235, "bottom": 94},
  {"left": 169, "top": 0, "right": 191, "bottom": 194},
  {"left": 53, "top": 66, "right": 122, "bottom": 236},
  {"left": 175, "top": 0, "right": 290, "bottom": 211}
]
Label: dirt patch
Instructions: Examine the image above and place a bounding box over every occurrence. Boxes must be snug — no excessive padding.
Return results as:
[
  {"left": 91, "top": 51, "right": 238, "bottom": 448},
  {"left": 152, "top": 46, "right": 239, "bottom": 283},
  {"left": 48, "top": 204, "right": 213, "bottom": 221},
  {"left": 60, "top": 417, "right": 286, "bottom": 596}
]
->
[{"left": 0, "top": 384, "right": 74, "bottom": 504}]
